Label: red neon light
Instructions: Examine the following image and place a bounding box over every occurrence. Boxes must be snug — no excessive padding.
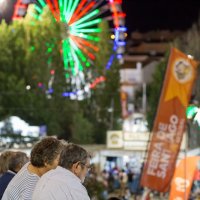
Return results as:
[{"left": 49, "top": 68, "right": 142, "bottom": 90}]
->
[
  {"left": 109, "top": 0, "right": 122, "bottom": 4},
  {"left": 113, "top": 12, "right": 126, "bottom": 18},
  {"left": 71, "top": 35, "right": 99, "bottom": 52},
  {"left": 115, "top": 0, "right": 122, "bottom": 4},
  {"left": 72, "top": 37, "right": 96, "bottom": 60},
  {"left": 50, "top": 70, "right": 55, "bottom": 75},
  {"left": 38, "top": 82, "right": 43, "bottom": 87},
  {"left": 69, "top": 1, "right": 95, "bottom": 25},
  {"left": 69, "top": 0, "right": 87, "bottom": 25},
  {"left": 89, "top": 76, "right": 106, "bottom": 89},
  {"left": 46, "top": 0, "right": 60, "bottom": 21},
  {"left": 110, "top": 2, "right": 119, "bottom": 28},
  {"left": 52, "top": 0, "right": 59, "bottom": 13},
  {"left": 12, "top": 0, "right": 29, "bottom": 20}
]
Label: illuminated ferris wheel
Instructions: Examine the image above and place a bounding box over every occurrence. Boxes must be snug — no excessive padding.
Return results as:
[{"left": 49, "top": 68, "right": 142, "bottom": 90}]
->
[{"left": 12, "top": 0, "right": 126, "bottom": 99}]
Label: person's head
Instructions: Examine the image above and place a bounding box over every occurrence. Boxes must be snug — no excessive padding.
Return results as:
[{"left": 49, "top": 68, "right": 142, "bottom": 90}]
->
[
  {"left": 8, "top": 151, "right": 29, "bottom": 173},
  {"left": 0, "top": 150, "right": 15, "bottom": 174},
  {"left": 59, "top": 143, "right": 91, "bottom": 183},
  {"left": 30, "top": 136, "right": 64, "bottom": 171}
]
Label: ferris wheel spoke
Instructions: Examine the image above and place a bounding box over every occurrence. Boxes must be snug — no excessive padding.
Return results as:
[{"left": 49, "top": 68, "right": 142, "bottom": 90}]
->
[
  {"left": 72, "top": 18, "right": 102, "bottom": 30},
  {"left": 74, "top": 39, "right": 96, "bottom": 61},
  {"left": 38, "top": 0, "right": 46, "bottom": 7},
  {"left": 70, "top": 35, "right": 99, "bottom": 52},
  {"left": 68, "top": 0, "right": 87, "bottom": 24},
  {"left": 69, "top": 1, "right": 96, "bottom": 25},
  {"left": 69, "top": 8, "right": 100, "bottom": 27},
  {"left": 65, "top": 0, "right": 79, "bottom": 23},
  {"left": 62, "top": 39, "right": 71, "bottom": 70},
  {"left": 45, "top": 0, "right": 58, "bottom": 20},
  {"left": 69, "top": 38, "right": 87, "bottom": 69},
  {"left": 70, "top": 31, "right": 100, "bottom": 42}
]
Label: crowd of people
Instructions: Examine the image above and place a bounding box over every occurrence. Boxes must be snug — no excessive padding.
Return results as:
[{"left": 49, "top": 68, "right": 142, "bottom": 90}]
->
[
  {"left": 1, "top": 136, "right": 198, "bottom": 200},
  {"left": 0, "top": 137, "right": 95, "bottom": 200},
  {"left": 0, "top": 136, "right": 126, "bottom": 200},
  {"left": 84, "top": 163, "right": 143, "bottom": 200}
]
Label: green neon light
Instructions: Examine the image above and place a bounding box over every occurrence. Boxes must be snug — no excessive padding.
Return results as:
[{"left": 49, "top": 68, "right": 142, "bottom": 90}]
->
[
  {"left": 63, "top": 0, "right": 68, "bottom": 15},
  {"left": 69, "top": 38, "right": 87, "bottom": 63},
  {"left": 47, "top": 57, "right": 52, "bottom": 64},
  {"left": 71, "top": 9, "right": 100, "bottom": 27},
  {"left": 86, "top": 62, "right": 90, "bottom": 67},
  {"left": 70, "top": 28, "right": 101, "bottom": 33},
  {"left": 65, "top": 0, "right": 73, "bottom": 22},
  {"left": 70, "top": 45, "right": 83, "bottom": 75},
  {"left": 47, "top": 47, "right": 53, "bottom": 53},
  {"left": 32, "top": 0, "right": 104, "bottom": 79},
  {"left": 63, "top": 39, "right": 77, "bottom": 72},
  {"left": 73, "top": 18, "right": 102, "bottom": 29},
  {"left": 58, "top": 0, "right": 63, "bottom": 8},
  {"left": 38, "top": 0, "right": 46, "bottom": 7},
  {"left": 66, "top": 0, "right": 79, "bottom": 23},
  {"left": 58, "top": 0, "right": 64, "bottom": 21},
  {"left": 35, "top": 5, "right": 43, "bottom": 14},
  {"left": 30, "top": 46, "right": 35, "bottom": 51},
  {"left": 65, "top": 73, "right": 70, "bottom": 79},
  {"left": 186, "top": 105, "right": 199, "bottom": 119},
  {"left": 62, "top": 39, "right": 72, "bottom": 70},
  {"left": 71, "top": 32, "right": 100, "bottom": 42}
]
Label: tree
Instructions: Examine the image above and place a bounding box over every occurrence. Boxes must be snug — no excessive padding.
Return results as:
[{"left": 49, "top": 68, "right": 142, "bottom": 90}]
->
[
  {"left": 0, "top": 6, "right": 121, "bottom": 144},
  {"left": 146, "top": 55, "right": 169, "bottom": 131},
  {"left": 0, "top": 20, "right": 27, "bottom": 119},
  {"left": 82, "top": 21, "right": 122, "bottom": 143}
]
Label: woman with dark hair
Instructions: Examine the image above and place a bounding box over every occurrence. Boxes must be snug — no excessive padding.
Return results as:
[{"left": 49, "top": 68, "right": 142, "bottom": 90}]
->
[{"left": 2, "top": 137, "right": 64, "bottom": 200}]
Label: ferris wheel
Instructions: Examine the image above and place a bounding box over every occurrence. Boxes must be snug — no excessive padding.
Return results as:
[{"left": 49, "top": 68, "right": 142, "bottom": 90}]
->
[{"left": 12, "top": 0, "right": 126, "bottom": 100}]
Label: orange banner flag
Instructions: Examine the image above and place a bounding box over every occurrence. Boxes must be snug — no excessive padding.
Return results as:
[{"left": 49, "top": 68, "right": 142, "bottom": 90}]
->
[
  {"left": 140, "top": 48, "right": 199, "bottom": 192},
  {"left": 169, "top": 156, "right": 200, "bottom": 200}
]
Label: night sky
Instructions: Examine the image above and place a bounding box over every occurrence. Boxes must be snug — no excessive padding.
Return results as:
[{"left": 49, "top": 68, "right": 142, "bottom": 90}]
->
[
  {"left": 1, "top": 0, "right": 200, "bottom": 33},
  {"left": 122, "top": 0, "right": 200, "bottom": 33}
]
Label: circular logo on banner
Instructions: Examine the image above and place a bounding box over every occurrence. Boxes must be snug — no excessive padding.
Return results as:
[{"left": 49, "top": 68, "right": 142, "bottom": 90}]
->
[
  {"left": 175, "top": 177, "right": 190, "bottom": 192},
  {"left": 173, "top": 60, "right": 193, "bottom": 83}
]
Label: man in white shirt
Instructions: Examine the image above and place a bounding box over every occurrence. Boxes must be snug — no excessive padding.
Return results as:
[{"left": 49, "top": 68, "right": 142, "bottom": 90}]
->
[
  {"left": 2, "top": 137, "right": 64, "bottom": 200},
  {"left": 32, "top": 143, "right": 91, "bottom": 200}
]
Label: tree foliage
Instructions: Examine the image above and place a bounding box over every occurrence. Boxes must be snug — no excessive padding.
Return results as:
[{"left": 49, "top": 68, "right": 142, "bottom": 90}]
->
[
  {"left": 0, "top": 7, "right": 121, "bottom": 144},
  {"left": 146, "top": 54, "right": 169, "bottom": 131}
]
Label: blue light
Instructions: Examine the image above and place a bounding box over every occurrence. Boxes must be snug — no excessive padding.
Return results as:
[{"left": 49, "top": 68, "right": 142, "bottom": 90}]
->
[
  {"left": 117, "top": 27, "right": 127, "bottom": 32},
  {"left": 47, "top": 88, "right": 54, "bottom": 94},
  {"left": 116, "top": 41, "right": 126, "bottom": 46},
  {"left": 117, "top": 54, "right": 122, "bottom": 59},
  {"left": 106, "top": 54, "right": 115, "bottom": 70}
]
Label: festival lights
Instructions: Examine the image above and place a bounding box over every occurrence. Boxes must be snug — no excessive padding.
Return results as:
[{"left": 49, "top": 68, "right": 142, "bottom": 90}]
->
[{"left": 12, "top": 0, "right": 126, "bottom": 99}]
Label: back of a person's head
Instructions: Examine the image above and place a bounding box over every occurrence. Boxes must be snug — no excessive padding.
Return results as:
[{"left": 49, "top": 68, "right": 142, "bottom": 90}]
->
[
  {"left": 59, "top": 143, "right": 90, "bottom": 169},
  {"left": 0, "top": 150, "right": 15, "bottom": 174},
  {"left": 8, "top": 151, "right": 29, "bottom": 173},
  {"left": 30, "top": 136, "right": 64, "bottom": 167}
]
